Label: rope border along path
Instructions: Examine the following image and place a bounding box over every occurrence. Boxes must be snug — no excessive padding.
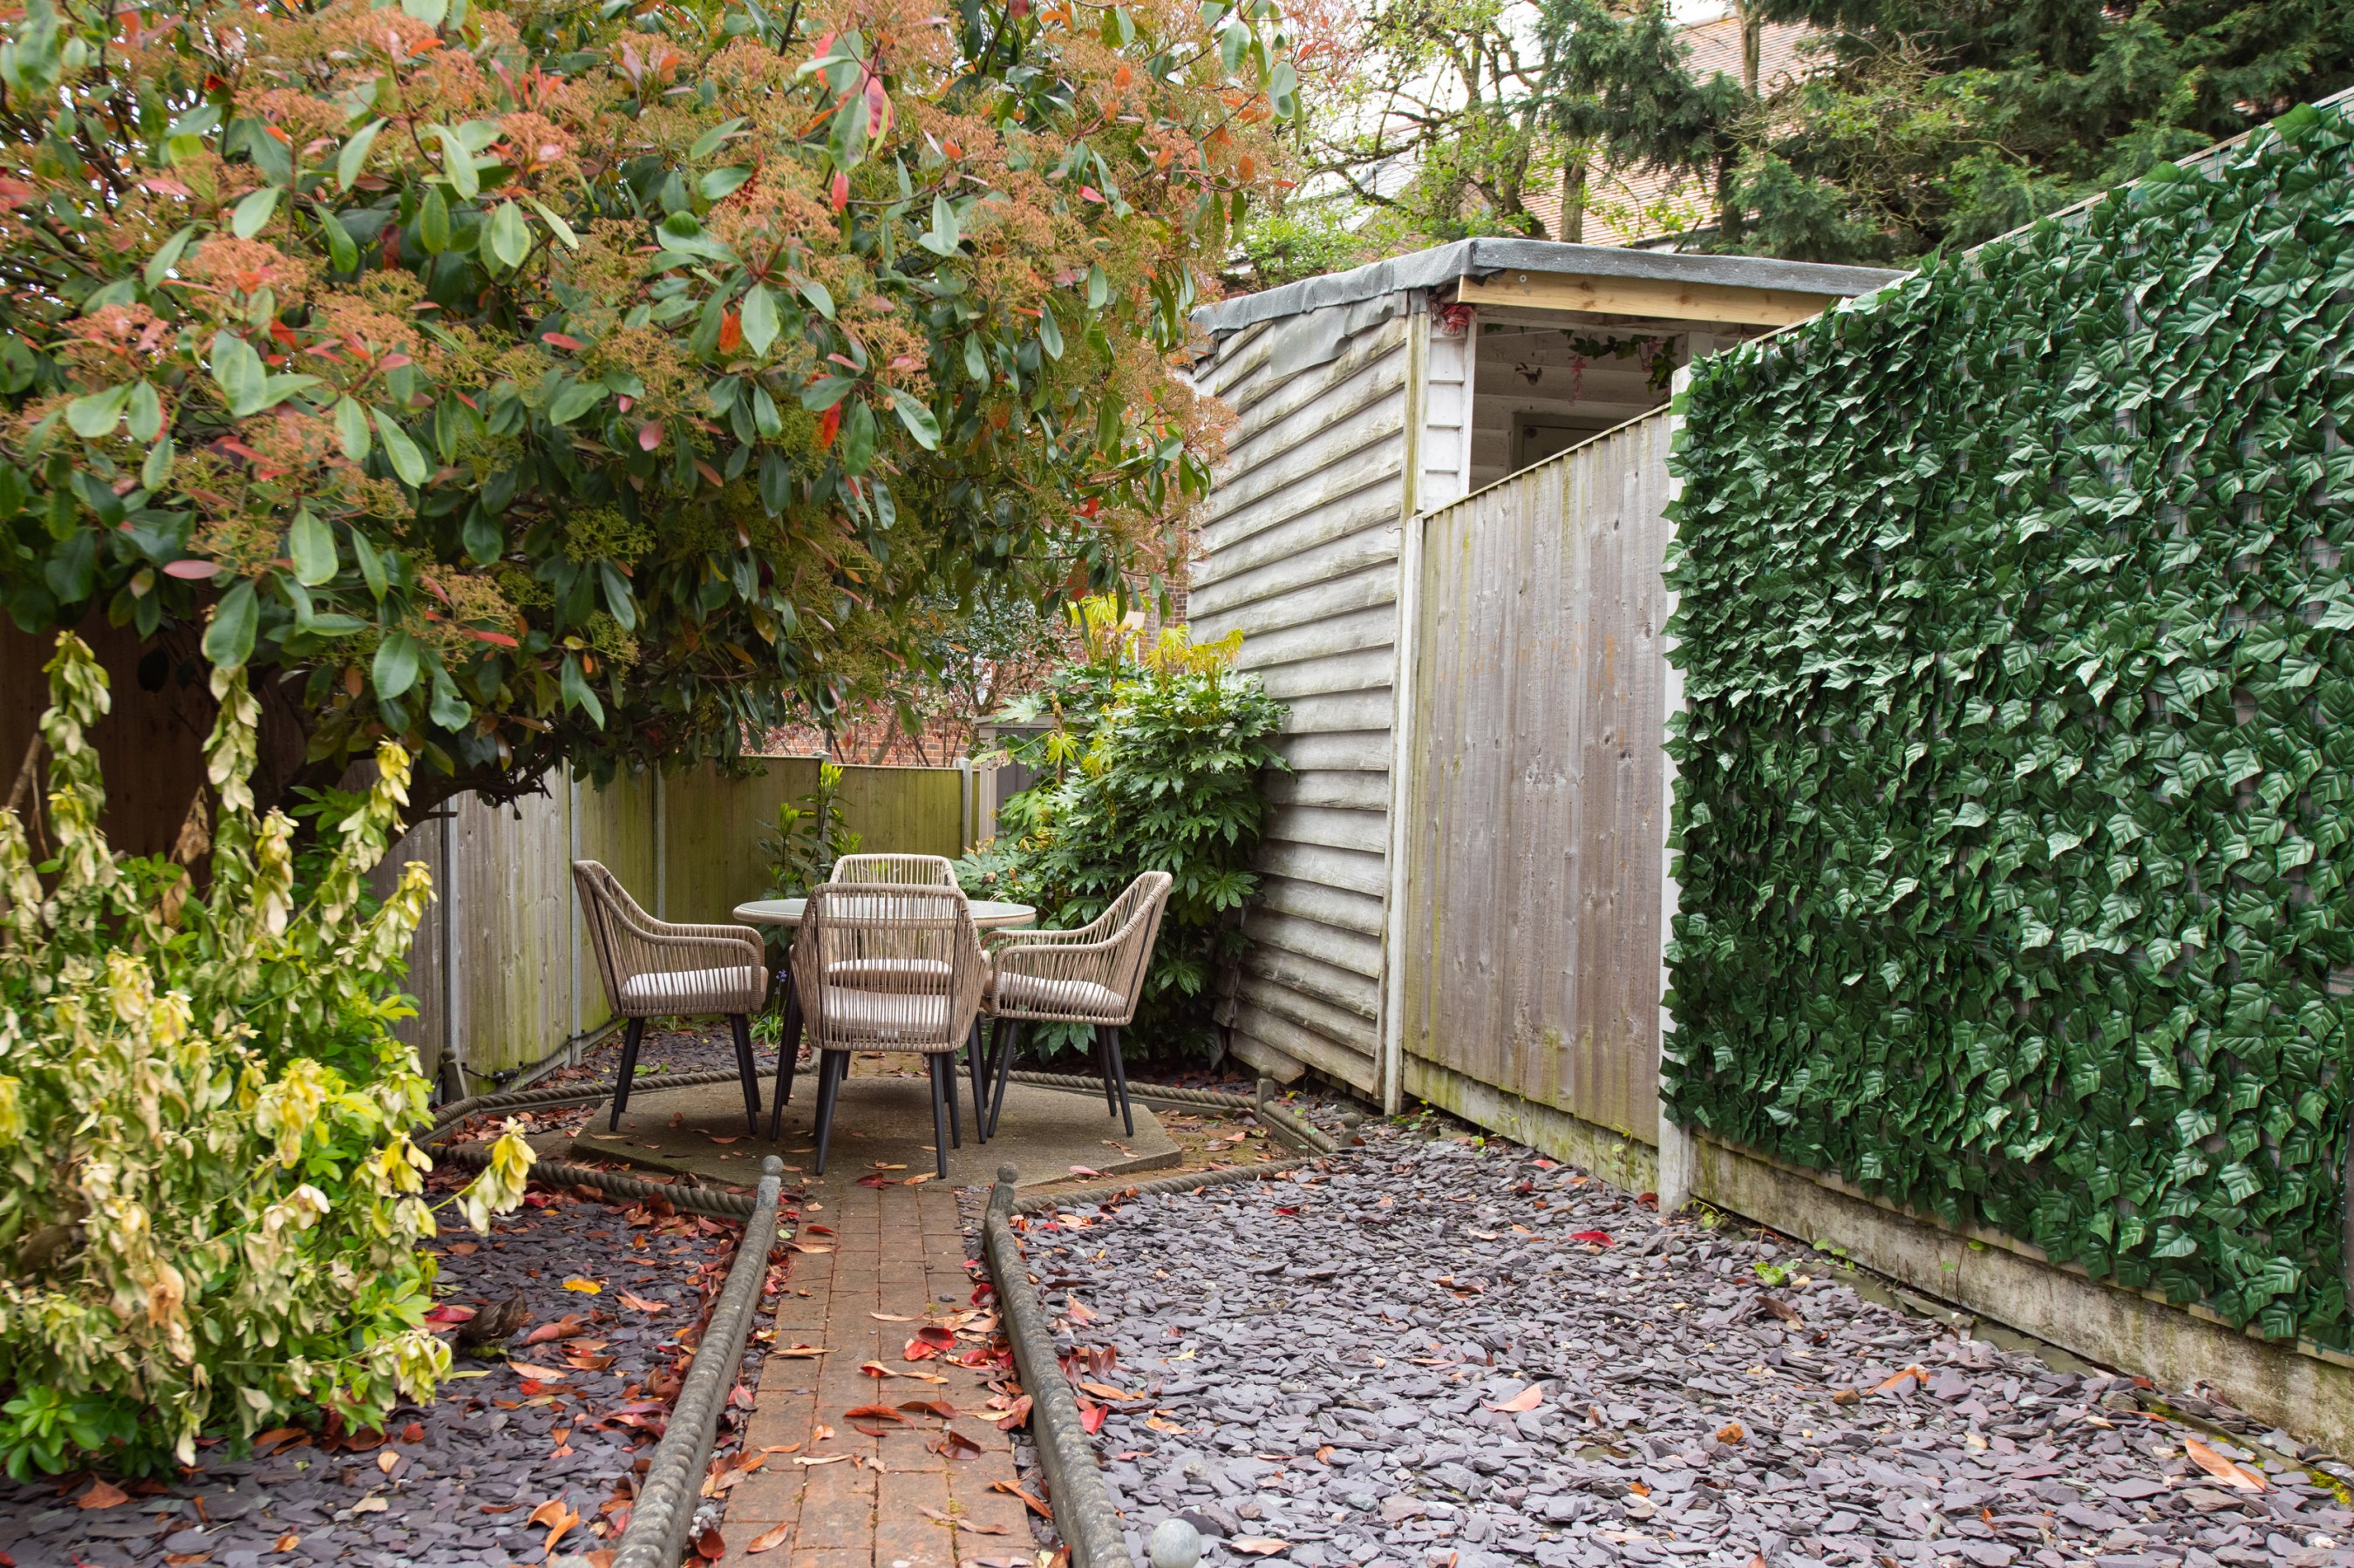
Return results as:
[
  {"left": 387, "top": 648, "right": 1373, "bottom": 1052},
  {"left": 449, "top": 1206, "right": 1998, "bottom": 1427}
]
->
[
  {"left": 985, "top": 1164, "right": 1135, "bottom": 1568},
  {"left": 609, "top": 1155, "right": 787, "bottom": 1568},
  {"left": 423, "top": 1069, "right": 760, "bottom": 1219},
  {"left": 1004, "top": 1071, "right": 1340, "bottom": 1155}
]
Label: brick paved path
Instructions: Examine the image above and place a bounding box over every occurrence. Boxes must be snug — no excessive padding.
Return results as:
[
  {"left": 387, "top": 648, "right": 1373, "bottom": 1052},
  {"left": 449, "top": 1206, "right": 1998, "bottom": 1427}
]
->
[{"left": 718, "top": 1182, "right": 1033, "bottom": 1568}]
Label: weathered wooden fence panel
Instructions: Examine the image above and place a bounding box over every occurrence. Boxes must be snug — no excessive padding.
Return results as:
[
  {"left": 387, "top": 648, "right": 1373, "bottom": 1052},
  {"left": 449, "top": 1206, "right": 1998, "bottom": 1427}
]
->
[
  {"left": 1398, "top": 413, "right": 1673, "bottom": 1142},
  {"left": 384, "top": 758, "right": 973, "bottom": 1089}
]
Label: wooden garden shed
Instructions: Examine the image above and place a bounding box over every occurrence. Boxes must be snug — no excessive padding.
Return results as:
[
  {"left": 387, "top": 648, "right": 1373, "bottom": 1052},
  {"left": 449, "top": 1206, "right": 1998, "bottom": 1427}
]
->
[{"left": 1187, "top": 237, "right": 1902, "bottom": 1114}]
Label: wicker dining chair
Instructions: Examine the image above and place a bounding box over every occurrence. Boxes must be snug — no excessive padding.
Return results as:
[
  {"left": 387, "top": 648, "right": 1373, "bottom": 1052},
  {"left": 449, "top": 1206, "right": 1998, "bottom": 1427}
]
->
[
  {"left": 572, "top": 860, "right": 767, "bottom": 1135},
  {"left": 829, "top": 854, "right": 962, "bottom": 887},
  {"left": 982, "top": 871, "right": 1173, "bottom": 1138},
  {"left": 775, "top": 882, "right": 990, "bottom": 1178}
]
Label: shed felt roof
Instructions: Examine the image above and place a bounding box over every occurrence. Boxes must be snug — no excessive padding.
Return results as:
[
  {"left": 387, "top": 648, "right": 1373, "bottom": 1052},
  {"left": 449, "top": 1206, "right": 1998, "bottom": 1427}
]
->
[{"left": 1194, "top": 237, "right": 1904, "bottom": 336}]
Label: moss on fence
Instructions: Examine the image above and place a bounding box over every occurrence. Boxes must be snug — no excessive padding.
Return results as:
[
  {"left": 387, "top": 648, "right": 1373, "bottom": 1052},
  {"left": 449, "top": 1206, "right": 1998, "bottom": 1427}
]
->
[{"left": 1663, "top": 100, "right": 2354, "bottom": 1346}]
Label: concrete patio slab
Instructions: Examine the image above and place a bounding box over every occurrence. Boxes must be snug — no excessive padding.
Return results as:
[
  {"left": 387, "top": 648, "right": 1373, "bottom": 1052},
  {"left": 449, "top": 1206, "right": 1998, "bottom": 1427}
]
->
[{"left": 564, "top": 1058, "right": 1181, "bottom": 1190}]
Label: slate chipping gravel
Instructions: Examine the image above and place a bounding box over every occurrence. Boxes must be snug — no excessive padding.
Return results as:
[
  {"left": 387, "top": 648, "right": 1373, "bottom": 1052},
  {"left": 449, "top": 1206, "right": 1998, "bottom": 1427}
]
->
[
  {"left": 1018, "top": 1129, "right": 2354, "bottom": 1568},
  {"left": 0, "top": 1164, "right": 771, "bottom": 1568}
]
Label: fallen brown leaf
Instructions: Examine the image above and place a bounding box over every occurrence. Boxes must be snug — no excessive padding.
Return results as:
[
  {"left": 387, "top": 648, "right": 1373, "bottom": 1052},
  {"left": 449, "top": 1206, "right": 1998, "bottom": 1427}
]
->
[
  {"left": 78, "top": 1479, "right": 129, "bottom": 1510},
  {"left": 1230, "top": 1538, "right": 1290, "bottom": 1556},
  {"left": 2185, "top": 1436, "right": 2268, "bottom": 1491},
  {"left": 1482, "top": 1384, "right": 1543, "bottom": 1414},
  {"left": 693, "top": 1525, "right": 725, "bottom": 1560},
  {"left": 842, "top": 1404, "right": 907, "bottom": 1422},
  {"left": 273, "top": 1534, "right": 300, "bottom": 1552},
  {"left": 616, "top": 1292, "right": 669, "bottom": 1313},
  {"left": 529, "top": 1498, "right": 581, "bottom": 1552},
  {"left": 795, "top": 1453, "right": 854, "bottom": 1467},
  {"left": 1715, "top": 1423, "right": 1745, "bottom": 1445},
  {"left": 746, "top": 1522, "right": 793, "bottom": 1553},
  {"left": 376, "top": 1449, "right": 400, "bottom": 1474},
  {"left": 991, "top": 1479, "right": 1053, "bottom": 1518}
]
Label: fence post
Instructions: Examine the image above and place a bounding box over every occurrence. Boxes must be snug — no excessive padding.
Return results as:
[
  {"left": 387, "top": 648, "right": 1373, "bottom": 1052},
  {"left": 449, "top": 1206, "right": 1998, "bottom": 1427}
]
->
[
  {"left": 1377, "top": 294, "right": 1432, "bottom": 1119},
  {"left": 1656, "top": 363, "right": 1696, "bottom": 1215},
  {"left": 956, "top": 757, "right": 972, "bottom": 852}
]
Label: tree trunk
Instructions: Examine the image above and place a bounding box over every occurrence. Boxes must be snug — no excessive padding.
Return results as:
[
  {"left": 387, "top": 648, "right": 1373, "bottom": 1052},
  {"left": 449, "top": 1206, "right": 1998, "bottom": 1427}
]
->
[
  {"left": 1560, "top": 152, "right": 1589, "bottom": 244},
  {"left": 1739, "top": 1, "right": 1761, "bottom": 97}
]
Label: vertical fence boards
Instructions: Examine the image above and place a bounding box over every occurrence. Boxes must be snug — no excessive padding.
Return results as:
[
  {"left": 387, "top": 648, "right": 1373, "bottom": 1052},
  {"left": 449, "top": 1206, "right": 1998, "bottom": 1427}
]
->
[
  {"left": 384, "top": 758, "right": 969, "bottom": 1087},
  {"left": 1401, "top": 415, "right": 1673, "bottom": 1140}
]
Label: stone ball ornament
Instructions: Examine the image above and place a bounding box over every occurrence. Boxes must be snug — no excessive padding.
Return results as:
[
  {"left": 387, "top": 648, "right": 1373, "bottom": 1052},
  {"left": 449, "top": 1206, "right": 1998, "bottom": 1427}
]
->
[{"left": 1148, "top": 1515, "right": 1204, "bottom": 1568}]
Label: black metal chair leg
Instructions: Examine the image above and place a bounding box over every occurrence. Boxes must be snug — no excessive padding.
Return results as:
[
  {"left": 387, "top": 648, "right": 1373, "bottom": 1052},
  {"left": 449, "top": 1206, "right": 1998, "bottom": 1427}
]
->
[
  {"left": 928, "top": 1054, "right": 951, "bottom": 1180},
  {"left": 1107, "top": 1024, "right": 1134, "bottom": 1137},
  {"left": 729, "top": 1013, "right": 762, "bottom": 1135},
  {"left": 610, "top": 1017, "right": 646, "bottom": 1130},
  {"left": 969, "top": 1021, "right": 990, "bottom": 1144},
  {"left": 813, "top": 1050, "right": 845, "bottom": 1175},
  {"left": 945, "top": 1049, "right": 962, "bottom": 1149},
  {"left": 1097, "top": 1025, "right": 1118, "bottom": 1117},
  {"left": 988, "top": 1020, "right": 1018, "bottom": 1140},
  {"left": 767, "top": 985, "right": 802, "bottom": 1142}
]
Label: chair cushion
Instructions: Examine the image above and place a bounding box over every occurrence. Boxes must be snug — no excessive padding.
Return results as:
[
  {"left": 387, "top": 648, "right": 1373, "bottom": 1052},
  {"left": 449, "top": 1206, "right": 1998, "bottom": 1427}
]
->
[
  {"left": 827, "top": 957, "right": 954, "bottom": 988},
  {"left": 989, "top": 972, "right": 1126, "bottom": 1020},
  {"left": 812, "top": 985, "right": 963, "bottom": 1048},
  {"left": 619, "top": 965, "right": 765, "bottom": 1012}
]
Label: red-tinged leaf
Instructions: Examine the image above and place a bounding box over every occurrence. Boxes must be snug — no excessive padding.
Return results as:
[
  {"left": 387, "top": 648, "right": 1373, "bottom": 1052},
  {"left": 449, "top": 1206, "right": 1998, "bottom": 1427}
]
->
[
  {"left": 164, "top": 559, "right": 218, "bottom": 580},
  {"left": 542, "top": 332, "right": 585, "bottom": 350},
  {"left": 746, "top": 1522, "right": 792, "bottom": 1554},
  {"left": 1068, "top": 1164, "right": 1101, "bottom": 1178},
  {"left": 718, "top": 311, "right": 742, "bottom": 352},
  {"left": 424, "top": 1304, "right": 478, "bottom": 1326},
  {"left": 994, "top": 1395, "right": 1032, "bottom": 1430},
  {"left": 729, "top": 1383, "right": 756, "bottom": 1409},
  {"left": 617, "top": 1292, "right": 668, "bottom": 1313},
  {"left": 896, "top": 1400, "right": 960, "bottom": 1420},
  {"left": 522, "top": 1314, "right": 591, "bottom": 1347},
  {"left": 1077, "top": 1400, "right": 1106, "bottom": 1435},
  {"left": 830, "top": 170, "right": 850, "bottom": 210},
  {"left": 466, "top": 628, "right": 521, "bottom": 648},
  {"left": 694, "top": 1525, "right": 725, "bottom": 1560},
  {"left": 1482, "top": 1384, "right": 1545, "bottom": 1414},
  {"left": 914, "top": 1325, "right": 956, "bottom": 1348},
  {"left": 1229, "top": 1538, "right": 1289, "bottom": 1556},
  {"left": 1079, "top": 186, "right": 1105, "bottom": 203},
  {"left": 638, "top": 420, "right": 664, "bottom": 451},
  {"left": 841, "top": 1405, "right": 906, "bottom": 1422},
  {"left": 932, "top": 1427, "right": 982, "bottom": 1458},
  {"left": 1568, "top": 1231, "right": 1613, "bottom": 1246},
  {"left": 1869, "top": 1365, "right": 1926, "bottom": 1395}
]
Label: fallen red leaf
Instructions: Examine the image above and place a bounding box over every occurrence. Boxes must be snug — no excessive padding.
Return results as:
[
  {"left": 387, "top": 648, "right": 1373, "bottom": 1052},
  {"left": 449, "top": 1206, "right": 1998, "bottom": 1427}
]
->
[
  {"left": 841, "top": 1405, "right": 906, "bottom": 1422},
  {"left": 1076, "top": 1400, "right": 1106, "bottom": 1435},
  {"left": 1568, "top": 1230, "right": 1614, "bottom": 1246},
  {"left": 746, "top": 1521, "right": 792, "bottom": 1553},
  {"left": 1870, "top": 1365, "right": 1927, "bottom": 1395},
  {"left": 2185, "top": 1436, "right": 2268, "bottom": 1491},
  {"left": 694, "top": 1525, "right": 726, "bottom": 1560},
  {"left": 1482, "top": 1384, "right": 1544, "bottom": 1414}
]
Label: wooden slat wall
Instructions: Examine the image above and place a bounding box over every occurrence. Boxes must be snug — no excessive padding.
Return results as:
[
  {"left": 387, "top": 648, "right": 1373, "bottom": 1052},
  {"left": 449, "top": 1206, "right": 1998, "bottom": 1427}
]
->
[
  {"left": 1191, "top": 309, "right": 1412, "bottom": 1095},
  {"left": 1399, "top": 413, "right": 1674, "bottom": 1140}
]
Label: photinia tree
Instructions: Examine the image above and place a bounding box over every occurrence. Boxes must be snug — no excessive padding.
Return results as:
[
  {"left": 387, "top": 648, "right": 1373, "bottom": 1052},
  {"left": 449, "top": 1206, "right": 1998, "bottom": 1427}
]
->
[{"left": 0, "top": 0, "right": 1294, "bottom": 818}]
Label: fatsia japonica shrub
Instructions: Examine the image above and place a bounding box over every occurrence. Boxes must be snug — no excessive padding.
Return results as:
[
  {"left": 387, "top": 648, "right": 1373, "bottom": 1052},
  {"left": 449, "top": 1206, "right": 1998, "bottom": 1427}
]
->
[
  {"left": 958, "top": 600, "right": 1287, "bottom": 1058},
  {"left": 0, "top": 633, "right": 534, "bottom": 1478},
  {"left": 0, "top": 0, "right": 1293, "bottom": 825}
]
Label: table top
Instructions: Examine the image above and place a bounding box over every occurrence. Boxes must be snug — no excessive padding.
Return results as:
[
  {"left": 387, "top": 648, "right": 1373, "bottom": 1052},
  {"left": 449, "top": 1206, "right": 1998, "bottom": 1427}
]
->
[{"left": 731, "top": 896, "right": 1037, "bottom": 931}]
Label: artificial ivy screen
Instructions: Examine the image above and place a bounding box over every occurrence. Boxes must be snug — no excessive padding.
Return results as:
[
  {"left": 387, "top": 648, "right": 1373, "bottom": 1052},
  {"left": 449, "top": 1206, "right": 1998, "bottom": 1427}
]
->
[{"left": 1663, "top": 100, "right": 2354, "bottom": 1346}]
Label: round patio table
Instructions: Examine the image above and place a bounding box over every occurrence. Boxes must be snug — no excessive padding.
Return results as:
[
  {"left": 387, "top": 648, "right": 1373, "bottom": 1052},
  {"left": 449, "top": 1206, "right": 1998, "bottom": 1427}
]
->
[{"left": 731, "top": 896, "right": 1037, "bottom": 931}]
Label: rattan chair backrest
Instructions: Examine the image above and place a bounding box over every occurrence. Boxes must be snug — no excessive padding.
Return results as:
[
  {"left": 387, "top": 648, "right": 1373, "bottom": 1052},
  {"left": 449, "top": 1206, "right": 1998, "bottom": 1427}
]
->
[
  {"left": 792, "top": 882, "right": 985, "bottom": 1050},
  {"left": 829, "top": 854, "right": 963, "bottom": 888}
]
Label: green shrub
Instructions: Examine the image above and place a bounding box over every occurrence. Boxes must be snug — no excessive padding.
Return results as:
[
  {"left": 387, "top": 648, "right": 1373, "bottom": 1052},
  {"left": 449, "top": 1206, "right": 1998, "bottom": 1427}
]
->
[
  {"left": 760, "top": 763, "right": 863, "bottom": 899},
  {"left": 958, "top": 602, "right": 1289, "bottom": 1060},
  {"left": 1664, "top": 101, "right": 2354, "bottom": 1344},
  {"left": 0, "top": 634, "right": 531, "bottom": 1476}
]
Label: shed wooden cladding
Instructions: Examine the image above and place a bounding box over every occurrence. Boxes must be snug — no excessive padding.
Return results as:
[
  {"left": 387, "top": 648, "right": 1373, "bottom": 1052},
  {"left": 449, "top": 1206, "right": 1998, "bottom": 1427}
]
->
[
  {"left": 1189, "top": 301, "right": 1475, "bottom": 1095},
  {"left": 1398, "top": 416, "right": 1674, "bottom": 1139}
]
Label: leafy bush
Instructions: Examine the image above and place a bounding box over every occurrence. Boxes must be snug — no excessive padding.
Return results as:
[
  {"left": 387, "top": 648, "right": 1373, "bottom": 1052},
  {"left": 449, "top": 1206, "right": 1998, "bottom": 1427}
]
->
[
  {"left": 958, "top": 602, "right": 1288, "bottom": 1059},
  {"left": 760, "top": 763, "right": 863, "bottom": 899},
  {"left": 0, "top": 633, "right": 530, "bottom": 1477}
]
